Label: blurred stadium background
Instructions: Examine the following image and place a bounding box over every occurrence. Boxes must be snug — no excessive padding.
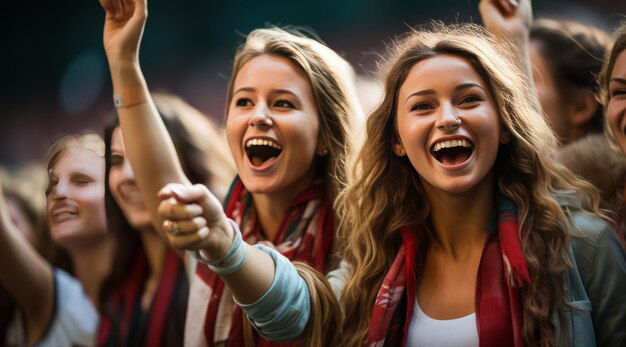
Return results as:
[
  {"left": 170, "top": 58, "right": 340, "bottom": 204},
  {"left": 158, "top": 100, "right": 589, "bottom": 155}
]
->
[{"left": 0, "top": 0, "right": 623, "bottom": 167}]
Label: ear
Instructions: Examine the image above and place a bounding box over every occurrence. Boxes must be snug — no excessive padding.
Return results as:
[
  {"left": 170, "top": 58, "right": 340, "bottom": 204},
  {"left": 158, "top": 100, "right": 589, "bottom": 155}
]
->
[
  {"left": 316, "top": 141, "right": 329, "bottom": 156},
  {"left": 393, "top": 143, "right": 406, "bottom": 156},
  {"left": 499, "top": 126, "right": 512, "bottom": 144},
  {"left": 568, "top": 90, "right": 599, "bottom": 127}
]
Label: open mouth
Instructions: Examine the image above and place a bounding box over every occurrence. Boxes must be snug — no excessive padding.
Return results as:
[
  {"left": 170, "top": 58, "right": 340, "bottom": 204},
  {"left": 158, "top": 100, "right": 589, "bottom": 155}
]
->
[
  {"left": 431, "top": 138, "right": 474, "bottom": 166},
  {"left": 245, "top": 138, "right": 283, "bottom": 167}
]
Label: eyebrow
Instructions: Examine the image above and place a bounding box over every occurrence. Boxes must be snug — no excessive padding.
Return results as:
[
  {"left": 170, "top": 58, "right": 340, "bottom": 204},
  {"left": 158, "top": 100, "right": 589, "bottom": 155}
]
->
[
  {"left": 610, "top": 77, "right": 626, "bottom": 85},
  {"left": 405, "top": 83, "right": 485, "bottom": 102},
  {"left": 233, "top": 87, "right": 299, "bottom": 98}
]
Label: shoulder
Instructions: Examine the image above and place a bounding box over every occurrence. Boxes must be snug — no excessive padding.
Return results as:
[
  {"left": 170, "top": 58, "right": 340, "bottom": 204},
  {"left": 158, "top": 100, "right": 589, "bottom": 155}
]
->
[
  {"left": 567, "top": 209, "right": 624, "bottom": 280},
  {"left": 34, "top": 269, "right": 99, "bottom": 347}
]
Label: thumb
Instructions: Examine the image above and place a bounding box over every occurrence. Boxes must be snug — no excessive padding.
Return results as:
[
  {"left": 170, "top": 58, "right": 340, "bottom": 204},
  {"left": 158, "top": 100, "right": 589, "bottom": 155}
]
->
[{"left": 158, "top": 183, "right": 209, "bottom": 204}]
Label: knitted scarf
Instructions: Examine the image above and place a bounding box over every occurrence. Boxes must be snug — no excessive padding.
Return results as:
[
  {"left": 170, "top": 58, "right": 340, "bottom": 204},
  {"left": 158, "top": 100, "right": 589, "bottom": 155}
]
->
[
  {"left": 186, "top": 177, "right": 334, "bottom": 347},
  {"left": 366, "top": 197, "right": 530, "bottom": 347},
  {"left": 97, "top": 247, "right": 187, "bottom": 347}
]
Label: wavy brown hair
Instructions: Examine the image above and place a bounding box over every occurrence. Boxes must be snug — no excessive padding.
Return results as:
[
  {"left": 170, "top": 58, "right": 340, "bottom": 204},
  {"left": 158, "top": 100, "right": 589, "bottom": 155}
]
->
[
  {"left": 225, "top": 27, "right": 363, "bottom": 202},
  {"left": 336, "top": 23, "right": 601, "bottom": 346}
]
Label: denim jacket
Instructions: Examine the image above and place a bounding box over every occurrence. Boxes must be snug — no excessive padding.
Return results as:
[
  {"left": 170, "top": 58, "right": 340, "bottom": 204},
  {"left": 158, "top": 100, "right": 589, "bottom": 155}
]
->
[{"left": 555, "top": 211, "right": 626, "bottom": 346}]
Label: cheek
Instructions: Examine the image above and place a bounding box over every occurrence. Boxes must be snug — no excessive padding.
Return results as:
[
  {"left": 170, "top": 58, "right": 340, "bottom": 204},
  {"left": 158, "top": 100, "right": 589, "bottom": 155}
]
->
[{"left": 606, "top": 99, "right": 625, "bottom": 131}]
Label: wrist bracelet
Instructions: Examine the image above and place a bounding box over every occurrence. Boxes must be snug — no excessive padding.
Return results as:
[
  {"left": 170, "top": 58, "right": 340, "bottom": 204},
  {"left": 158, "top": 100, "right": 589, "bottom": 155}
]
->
[
  {"left": 112, "top": 86, "right": 149, "bottom": 108},
  {"left": 195, "top": 219, "right": 247, "bottom": 275}
]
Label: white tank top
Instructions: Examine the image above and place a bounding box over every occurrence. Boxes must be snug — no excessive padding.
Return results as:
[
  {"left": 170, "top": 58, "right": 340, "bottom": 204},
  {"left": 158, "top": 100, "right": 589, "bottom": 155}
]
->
[{"left": 405, "top": 299, "right": 479, "bottom": 347}]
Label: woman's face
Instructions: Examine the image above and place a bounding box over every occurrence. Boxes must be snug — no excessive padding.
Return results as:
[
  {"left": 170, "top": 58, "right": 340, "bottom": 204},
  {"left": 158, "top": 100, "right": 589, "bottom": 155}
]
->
[
  {"left": 108, "top": 127, "right": 151, "bottom": 229},
  {"left": 226, "top": 54, "right": 322, "bottom": 197},
  {"left": 607, "top": 50, "right": 626, "bottom": 156},
  {"left": 395, "top": 54, "right": 508, "bottom": 196},
  {"left": 529, "top": 41, "right": 571, "bottom": 142},
  {"left": 46, "top": 145, "right": 107, "bottom": 246}
]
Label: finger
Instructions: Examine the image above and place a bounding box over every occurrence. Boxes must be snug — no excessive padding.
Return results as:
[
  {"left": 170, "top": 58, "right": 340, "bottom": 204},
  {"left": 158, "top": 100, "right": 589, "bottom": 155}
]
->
[
  {"left": 164, "top": 217, "right": 207, "bottom": 236},
  {"left": 109, "top": 0, "right": 123, "bottom": 19},
  {"left": 497, "top": 0, "right": 516, "bottom": 13},
  {"left": 159, "top": 183, "right": 211, "bottom": 204},
  {"left": 167, "top": 226, "right": 210, "bottom": 250},
  {"left": 158, "top": 199, "right": 204, "bottom": 220}
]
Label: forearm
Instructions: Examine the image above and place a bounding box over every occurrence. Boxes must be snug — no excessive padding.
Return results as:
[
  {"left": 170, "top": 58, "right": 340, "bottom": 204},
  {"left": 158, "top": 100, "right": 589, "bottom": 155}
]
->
[
  {"left": 0, "top": 224, "right": 54, "bottom": 345},
  {"left": 232, "top": 245, "right": 311, "bottom": 342},
  {"left": 109, "top": 61, "right": 191, "bottom": 228}
]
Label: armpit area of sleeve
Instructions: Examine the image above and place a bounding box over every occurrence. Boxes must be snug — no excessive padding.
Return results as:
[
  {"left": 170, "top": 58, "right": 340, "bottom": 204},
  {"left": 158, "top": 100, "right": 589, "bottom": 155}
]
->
[{"left": 234, "top": 244, "right": 311, "bottom": 342}]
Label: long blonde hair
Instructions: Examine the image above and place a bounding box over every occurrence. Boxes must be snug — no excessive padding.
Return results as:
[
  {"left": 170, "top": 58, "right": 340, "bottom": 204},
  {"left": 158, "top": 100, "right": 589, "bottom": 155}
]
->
[
  {"left": 225, "top": 27, "right": 363, "bottom": 201},
  {"left": 228, "top": 28, "right": 362, "bottom": 347},
  {"left": 337, "top": 23, "right": 601, "bottom": 346}
]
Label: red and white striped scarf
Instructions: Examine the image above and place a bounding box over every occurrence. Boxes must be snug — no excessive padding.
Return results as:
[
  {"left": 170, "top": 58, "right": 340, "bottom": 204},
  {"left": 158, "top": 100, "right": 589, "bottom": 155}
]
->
[
  {"left": 366, "top": 197, "right": 530, "bottom": 347},
  {"left": 185, "top": 177, "right": 334, "bottom": 347}
]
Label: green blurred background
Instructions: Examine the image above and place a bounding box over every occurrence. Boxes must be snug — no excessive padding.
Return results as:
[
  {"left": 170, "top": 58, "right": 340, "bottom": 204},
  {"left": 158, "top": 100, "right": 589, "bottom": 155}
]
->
[{"left": 0, "top": 0, "right": 623, "bottom": 167}]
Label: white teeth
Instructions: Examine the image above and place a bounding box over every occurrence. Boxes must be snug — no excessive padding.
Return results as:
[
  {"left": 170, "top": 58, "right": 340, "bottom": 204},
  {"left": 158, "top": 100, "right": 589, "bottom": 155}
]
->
[
  {"left": 433, "top": 139, "right": 472, "bottom": 153},
  {"left": 125, "top": 193, "right": 142, "bottom": 203},
  {"left": 245, "top": 138, "right": 282, "bottom": 150}
]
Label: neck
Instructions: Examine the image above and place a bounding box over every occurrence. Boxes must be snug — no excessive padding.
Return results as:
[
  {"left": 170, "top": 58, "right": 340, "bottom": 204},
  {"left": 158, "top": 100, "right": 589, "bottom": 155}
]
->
[
  {"left": 68, "top": 234, "right": 115, "bottom": 308},
  {"left": 251, "top": 180, "right": 313, "bottom": 241},
  {"left": 138, "top": 227, "right": 167, "bottom": 281},
  {"left": 423, "top": 171, "right": 497, "bottom": 259}
]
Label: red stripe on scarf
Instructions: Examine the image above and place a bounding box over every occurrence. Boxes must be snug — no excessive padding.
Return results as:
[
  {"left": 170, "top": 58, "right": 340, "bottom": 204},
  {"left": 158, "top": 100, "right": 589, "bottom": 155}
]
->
[
  {"left": 201, "top": 177, "right": 334, "bottom": 347},
  {"left": 97, "top": 247, "right": 185, "bottom": 347},
  {"left": 366, "top": 199, "right": 529, "bottom": 347}
]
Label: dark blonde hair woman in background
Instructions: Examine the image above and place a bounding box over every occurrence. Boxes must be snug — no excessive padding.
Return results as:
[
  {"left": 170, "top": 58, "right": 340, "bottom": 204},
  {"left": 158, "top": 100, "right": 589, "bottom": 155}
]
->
[{"left": 0, "top": 133, "right": 111, "bottom": 346}]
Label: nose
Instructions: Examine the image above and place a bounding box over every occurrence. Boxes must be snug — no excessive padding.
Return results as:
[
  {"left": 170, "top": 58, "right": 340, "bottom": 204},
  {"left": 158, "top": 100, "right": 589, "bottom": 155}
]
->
[
  {"left": 121, "top": 157, "right": 136, "bottom": 181},
  {"left": 435, "top": 103, "right": 461, "bottom": 132},
  {"left": 249, "top": 102, "right": 273, "bottom": 129},
  {"left": 50, "top": 180, "right": 68, "bottom": 201}
]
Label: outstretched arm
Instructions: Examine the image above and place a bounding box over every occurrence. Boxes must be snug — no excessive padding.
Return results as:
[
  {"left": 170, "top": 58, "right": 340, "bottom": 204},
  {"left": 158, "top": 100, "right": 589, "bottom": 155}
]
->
[
  {"left": 0, "top": 181, "right": 54, "bottom": 345},
  {"left": 158, "top": 184, "right": 321, "bottom": 342}
]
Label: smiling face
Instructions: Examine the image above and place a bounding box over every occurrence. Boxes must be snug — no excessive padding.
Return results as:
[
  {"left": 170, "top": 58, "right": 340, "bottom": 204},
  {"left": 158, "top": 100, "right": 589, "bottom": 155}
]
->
[
  {"left": 395, "top": 54, "right": 508, "bottom": 196},
  {"left": 46, "top": 146, "right": 107, "bottom": 246},
  {"left": 108, "top": 127, "right": 151, "bottom": 229},
  {"left": 607, "top": 50, "right": 626, "bottom": 156},
  {"left": 226, "top": 54, "right": 322, "bottom": 197}
]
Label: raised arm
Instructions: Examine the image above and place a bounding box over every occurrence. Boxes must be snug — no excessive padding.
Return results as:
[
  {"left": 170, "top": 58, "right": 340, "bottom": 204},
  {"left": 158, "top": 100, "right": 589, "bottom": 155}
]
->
[
  {"left": 479, "top": 0, "right": 535, "bottom": 94},
  {"left": 0, "top": 181, "right": 54, "bottom": 345},
  {"left": 99, "top": 0, "right": 189, "bottom": 233}
]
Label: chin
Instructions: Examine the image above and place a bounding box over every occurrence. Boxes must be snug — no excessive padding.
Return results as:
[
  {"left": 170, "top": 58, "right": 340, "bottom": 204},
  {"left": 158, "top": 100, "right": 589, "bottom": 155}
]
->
[
  {"left": 240, "top": 175, "right": 282, "bottom": 194},
  {"left": 128, "top": 216, "right": 152, "bottom": 230}
]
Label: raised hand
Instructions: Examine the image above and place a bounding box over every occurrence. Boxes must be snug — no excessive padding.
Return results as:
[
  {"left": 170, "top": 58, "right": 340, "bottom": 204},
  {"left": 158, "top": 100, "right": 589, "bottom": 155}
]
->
[
  {"left": 479, "top": 0, "right": 532, "bottom": 44},
  {"left": 158, "top": 183, "right": 234, "bottom": 259},
  {"left": 99, "top": 0, "right": 147, "bottom": 66}
]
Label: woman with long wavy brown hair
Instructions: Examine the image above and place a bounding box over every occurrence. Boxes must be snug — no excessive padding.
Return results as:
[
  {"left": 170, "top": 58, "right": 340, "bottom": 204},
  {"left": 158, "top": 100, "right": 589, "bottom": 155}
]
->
[{"left": 335, "top": 21, "right": 626, "bottom": 346}]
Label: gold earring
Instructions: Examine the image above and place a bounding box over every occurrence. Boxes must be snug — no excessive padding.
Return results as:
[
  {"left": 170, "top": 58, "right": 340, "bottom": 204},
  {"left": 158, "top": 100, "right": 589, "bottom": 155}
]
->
[
  {"left": 394, "top": 144, "right": 406, "bottom": 156},
  {"left": 319, "top": 148, "right": 329, "bottom": 156}
]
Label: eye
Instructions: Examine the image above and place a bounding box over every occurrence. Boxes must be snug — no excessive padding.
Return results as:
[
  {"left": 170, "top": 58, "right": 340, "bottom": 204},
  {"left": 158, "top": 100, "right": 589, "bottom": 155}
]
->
[
  {"left": 71, "top": 175, "right": 92, "bottom": 186},
  {"left": 410, "top": 103, "right": 433, "bottom": 112},
  {"left": 610, "top": 88, "right": 626, "bottom": 98},
  {"left": 235, "top": 98, "right": 253, "bottom": 107},
  {"left": 274, "top": 100, "right": 295, "bottom": 109},
  {"left": 73, "top": 178, "right": 90, "bottom": 185},
  {"left": 460, "top": 95, "right": 481, "bottom": 104},
  {"left": 110, "top": 154, "right": 123, "bottom": 167}
]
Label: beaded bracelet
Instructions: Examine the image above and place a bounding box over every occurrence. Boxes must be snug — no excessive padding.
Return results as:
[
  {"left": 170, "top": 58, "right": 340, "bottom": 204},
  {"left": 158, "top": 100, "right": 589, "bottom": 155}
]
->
[{"left": 194, "top": 219, "right": 247, "bottom": 276}]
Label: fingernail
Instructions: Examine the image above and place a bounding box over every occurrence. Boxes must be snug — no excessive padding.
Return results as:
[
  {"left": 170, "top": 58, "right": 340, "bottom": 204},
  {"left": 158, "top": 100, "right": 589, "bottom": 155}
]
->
[{"left": 509, "top": 0, "right": 519, "bottom": 6}]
